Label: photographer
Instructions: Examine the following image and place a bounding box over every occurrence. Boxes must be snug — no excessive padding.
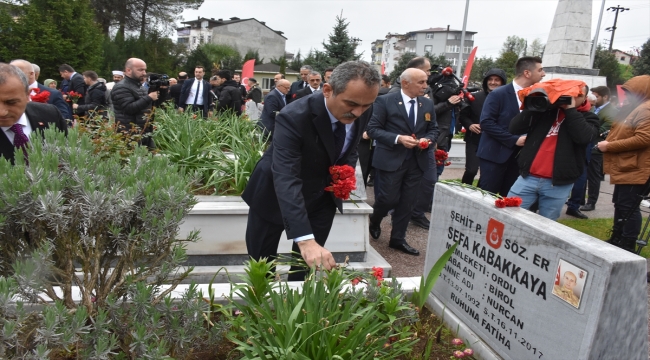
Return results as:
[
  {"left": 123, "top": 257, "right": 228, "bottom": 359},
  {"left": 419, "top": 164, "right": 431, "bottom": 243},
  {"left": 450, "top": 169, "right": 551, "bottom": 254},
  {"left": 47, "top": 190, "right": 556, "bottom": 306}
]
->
[
  {"left": 507, "top": 79, "right": 599, "bottom": 220},
  {"left": 111, "top": 58, "right": 159, "bottom": 148},
  {"left": 598, "top": 75, "right": 650, "bottom": 252}
]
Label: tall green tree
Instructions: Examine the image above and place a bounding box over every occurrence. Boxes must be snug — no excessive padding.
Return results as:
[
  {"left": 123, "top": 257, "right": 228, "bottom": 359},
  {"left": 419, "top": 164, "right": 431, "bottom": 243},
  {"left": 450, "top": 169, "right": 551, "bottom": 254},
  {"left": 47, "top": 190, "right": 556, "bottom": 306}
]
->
[
  {"left": 200, "top": 43, "right": 241, "bottom": 71},
  {"left": 243, "top": 49, "right": 263, "bottom": 64},
  {"left": 303, "top": 49, "right": 333, "bottom": 73},
  {"left": 0, "top": 0, "right": 103, "bottom": 80},
  {"left": 527, "top": 38, "right": 545, "bottom": 57},
  {"left": 593, "top": 45, "right": 624, "bottom": 88},
  {"left": 271, "top": 56, "right": 288, "bottom": 75},
  {"left": 469, "top": 56, "right": 496, "bottom": 84},
  {"left": 501, "top": 35, "right": 527, "bottom": 57},
  {"left": 322, "top": 14, "right": 361, "bottom": 66},
  {"left": 494, "top": 51, "right": 519, "bottom": 82},
  {"left": 289, "top": 50, "right": 303, "bottom": 71},
  {"left": 632, "top": 38, "right": 650, "bottom": 76}
]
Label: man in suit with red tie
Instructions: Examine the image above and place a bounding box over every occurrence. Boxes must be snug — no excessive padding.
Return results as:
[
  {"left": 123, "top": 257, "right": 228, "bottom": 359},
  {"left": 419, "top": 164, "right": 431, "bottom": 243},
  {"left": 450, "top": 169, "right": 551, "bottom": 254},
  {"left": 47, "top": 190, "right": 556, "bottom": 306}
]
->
[
  {"left": 242, "top": 61, "right": 380, "bottom": 280},
  {"left": 0, "top": 63, "right": 67, "bottom": 164},
  {"left": 178, "top": 66, "right": 212, "bottom": 118},
  {"left": 367, "top": 68, "right": 438, "bottom": 256}
]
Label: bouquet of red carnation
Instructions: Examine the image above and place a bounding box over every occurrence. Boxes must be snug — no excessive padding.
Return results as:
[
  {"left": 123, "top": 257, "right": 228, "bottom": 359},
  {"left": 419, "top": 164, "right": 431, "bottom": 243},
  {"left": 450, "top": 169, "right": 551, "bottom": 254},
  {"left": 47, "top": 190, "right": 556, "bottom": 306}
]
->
[
  {"left": 325, "top": 164, "right": 356, "bottom": 200},
  {"left": 66, "top": 91, "right": 83, "bottom": 105},
  {"left": 435, "top": 149, "right": 449, "bottom": 166},
  {"left": 460, "top": 127, "right": 466, "bottom": 133},
  {"left": 30, "top": 88, "right": 50, "bottom": 103},
  {"left": 411, "top": 133, "right": 431, "bottom": 150},
  {"left": 495, "top": 196, "right": 523, "bottom": 208}
]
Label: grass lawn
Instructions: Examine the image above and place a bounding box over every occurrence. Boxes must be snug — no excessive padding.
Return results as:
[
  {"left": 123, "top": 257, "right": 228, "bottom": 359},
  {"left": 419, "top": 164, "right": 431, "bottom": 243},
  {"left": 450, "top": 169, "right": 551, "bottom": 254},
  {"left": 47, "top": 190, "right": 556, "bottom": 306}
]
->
[{"left": 558, "top": 218, "right": 650, "bottom": 258}]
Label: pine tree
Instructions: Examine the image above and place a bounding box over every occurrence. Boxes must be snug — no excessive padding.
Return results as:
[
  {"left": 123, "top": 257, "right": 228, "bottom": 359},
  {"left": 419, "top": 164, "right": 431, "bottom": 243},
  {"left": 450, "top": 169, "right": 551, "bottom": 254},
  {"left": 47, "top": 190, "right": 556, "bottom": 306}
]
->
[
  {"left": 322, "top": 14, "right": 361, "bottom": 66},
  {"left": 593, "top": 46, "right": 624, "bottom": 88},
  {"left": 0, "top": 0, "right": 103, "bottom": 80},
  {"left": 632, "top": 38, "right": 650, "bottom": 76}
]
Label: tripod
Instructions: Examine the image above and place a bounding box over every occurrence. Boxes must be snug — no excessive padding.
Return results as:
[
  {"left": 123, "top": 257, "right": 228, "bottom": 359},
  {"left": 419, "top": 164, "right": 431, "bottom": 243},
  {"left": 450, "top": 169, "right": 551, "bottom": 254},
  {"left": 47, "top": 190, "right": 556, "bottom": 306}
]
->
[{"left": 607, "top": 177, "right": 650, "bottom": 255}]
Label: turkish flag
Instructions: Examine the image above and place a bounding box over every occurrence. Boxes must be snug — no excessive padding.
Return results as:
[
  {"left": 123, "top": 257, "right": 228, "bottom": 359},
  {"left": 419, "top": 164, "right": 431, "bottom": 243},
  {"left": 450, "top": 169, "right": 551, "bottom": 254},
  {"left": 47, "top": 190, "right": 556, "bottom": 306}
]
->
[
  {"left": 381, "top": 62, "right": 385, "bottom": 75},
  {"left": 241, "top": 59, "right": 255, "bottom": 91},
  {"left": 555, "top": 264, "right": 561, "bottom": 285}
]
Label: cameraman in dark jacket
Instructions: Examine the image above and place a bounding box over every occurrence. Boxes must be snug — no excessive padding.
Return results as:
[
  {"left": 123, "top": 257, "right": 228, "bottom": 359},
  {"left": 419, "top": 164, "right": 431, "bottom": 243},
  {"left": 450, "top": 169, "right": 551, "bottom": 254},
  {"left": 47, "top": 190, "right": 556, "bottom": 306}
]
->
[
  {"left": 111, "top": 58, "right": 159, "bottom": 148},
  {"left": 508, "top": 80, "right": 599, "bottom": 220},
  {"left": 459, "top": 68, "right": 507, "bottom": 184}
]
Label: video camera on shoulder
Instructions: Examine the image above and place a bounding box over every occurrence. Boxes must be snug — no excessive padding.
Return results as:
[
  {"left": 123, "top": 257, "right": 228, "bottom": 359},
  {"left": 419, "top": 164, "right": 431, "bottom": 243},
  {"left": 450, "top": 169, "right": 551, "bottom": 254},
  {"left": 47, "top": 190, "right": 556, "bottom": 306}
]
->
[
  {"left": 148, "top": 73, "right": 169, "bottom": 93},
  {"left": 523, "top": 88, "right": 572, "bottom": 112},
  {"left": 428, "top": 65, "right": 474, "bottom": 110}
]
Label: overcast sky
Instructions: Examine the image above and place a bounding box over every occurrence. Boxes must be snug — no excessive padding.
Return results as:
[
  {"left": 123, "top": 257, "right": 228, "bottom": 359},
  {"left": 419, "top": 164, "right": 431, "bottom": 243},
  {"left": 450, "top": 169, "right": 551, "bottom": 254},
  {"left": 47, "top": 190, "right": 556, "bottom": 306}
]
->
[{"left": 180, "top": 0, "right": 650, "bottom": 61}]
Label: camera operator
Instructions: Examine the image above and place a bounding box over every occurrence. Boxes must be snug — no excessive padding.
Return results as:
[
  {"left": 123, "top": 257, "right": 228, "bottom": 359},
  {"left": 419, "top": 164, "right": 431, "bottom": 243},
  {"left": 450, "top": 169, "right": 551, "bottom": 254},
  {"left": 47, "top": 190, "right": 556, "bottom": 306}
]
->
[
  {"left": 507, "top": 79, "right": 599, "bottom": 220},
  {"left": 597, "top": 75, "right": 650, "bottom": 252},
  {"left": 111, "top": 58, "right": 159, "bottom": 148},
  {"left": 459, "top": 68, "right": 507, "bottom": 185}
]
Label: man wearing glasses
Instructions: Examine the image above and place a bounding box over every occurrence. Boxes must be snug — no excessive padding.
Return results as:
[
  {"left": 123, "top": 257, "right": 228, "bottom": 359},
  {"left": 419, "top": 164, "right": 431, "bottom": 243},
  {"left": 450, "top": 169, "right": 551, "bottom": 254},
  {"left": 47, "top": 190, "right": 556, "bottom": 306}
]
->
[{"left": 259, "top": 78, "right": 290, "bottom": 138}]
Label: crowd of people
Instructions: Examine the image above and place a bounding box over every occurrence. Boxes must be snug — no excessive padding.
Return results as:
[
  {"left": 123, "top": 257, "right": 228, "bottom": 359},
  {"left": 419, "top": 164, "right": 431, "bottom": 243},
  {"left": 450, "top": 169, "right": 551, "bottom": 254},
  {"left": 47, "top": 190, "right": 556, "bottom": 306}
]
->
[{"left": 1, "top": 54, "right": 649, "bottom": 274}]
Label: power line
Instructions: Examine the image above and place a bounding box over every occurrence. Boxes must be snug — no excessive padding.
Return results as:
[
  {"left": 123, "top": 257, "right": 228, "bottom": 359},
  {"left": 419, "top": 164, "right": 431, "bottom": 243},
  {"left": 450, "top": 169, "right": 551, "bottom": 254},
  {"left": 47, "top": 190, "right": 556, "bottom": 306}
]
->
[{"left": 605, "top": 5, "right": 631, "bottom": 51}]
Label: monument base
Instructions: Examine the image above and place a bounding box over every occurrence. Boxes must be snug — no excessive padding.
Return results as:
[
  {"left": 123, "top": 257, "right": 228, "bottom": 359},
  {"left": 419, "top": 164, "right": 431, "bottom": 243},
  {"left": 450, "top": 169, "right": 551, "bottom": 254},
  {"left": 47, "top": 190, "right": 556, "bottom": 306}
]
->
[{"left": 543, "top": 72, "right": 607, "bottom": 88}]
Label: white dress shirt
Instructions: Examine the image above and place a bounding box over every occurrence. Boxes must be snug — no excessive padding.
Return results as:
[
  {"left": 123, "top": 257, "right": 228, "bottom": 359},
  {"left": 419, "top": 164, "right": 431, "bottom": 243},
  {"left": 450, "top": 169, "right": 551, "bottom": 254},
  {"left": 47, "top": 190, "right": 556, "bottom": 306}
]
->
[
  {"left": 394, "top": 90, "right": 418, "bottom": 144},
  {"left": 186, "top": 79, "right": 204, "bottom": 105},
  {"left": 512, "top": 80, "right": 524, "bottom": 111},
  {"left": 1, "top": 113, "right": 33, "bottom": 145}
]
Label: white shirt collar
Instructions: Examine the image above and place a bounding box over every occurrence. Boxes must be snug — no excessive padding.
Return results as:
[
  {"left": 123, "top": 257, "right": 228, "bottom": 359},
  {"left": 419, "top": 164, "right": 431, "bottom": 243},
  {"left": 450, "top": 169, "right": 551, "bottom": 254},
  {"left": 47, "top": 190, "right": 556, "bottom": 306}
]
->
[
  {"left": 512, "top": 81, "right": 524, "bottom": 111},
  {"left": 29, "top": 81, "right": 38, "bottom": 90},
  {"left": 400, "top": 89, "right": 417, "bottom": 104},
  {"left": 1, "top": 112, "right": 30, "bottom": 133}
]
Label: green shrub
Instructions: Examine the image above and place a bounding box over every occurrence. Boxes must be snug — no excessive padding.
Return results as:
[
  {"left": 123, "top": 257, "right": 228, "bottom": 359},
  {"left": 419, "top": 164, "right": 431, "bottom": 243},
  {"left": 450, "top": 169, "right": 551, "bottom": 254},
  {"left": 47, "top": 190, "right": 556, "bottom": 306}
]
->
[
  {"left": 0, "top": 127, "right": 198, "bottom": 311},
  {"left": 228, "top": 258, "right": 419, "bottom": 359},
  {"left": 153, "top": 107, "right": 267, "bottom": 195}
]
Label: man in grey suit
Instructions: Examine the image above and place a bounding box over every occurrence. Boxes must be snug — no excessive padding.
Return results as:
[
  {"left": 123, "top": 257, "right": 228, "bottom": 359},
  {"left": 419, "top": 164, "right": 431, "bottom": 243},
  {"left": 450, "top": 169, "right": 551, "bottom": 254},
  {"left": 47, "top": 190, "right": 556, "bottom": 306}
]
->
[{"left": 367, "top": 68, "right": 438, "bottom": 256}]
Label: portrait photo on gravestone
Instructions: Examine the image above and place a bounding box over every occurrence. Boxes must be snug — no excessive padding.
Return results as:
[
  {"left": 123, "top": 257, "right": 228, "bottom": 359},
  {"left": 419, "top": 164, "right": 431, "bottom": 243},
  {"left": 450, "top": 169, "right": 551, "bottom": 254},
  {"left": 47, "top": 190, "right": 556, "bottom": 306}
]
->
[{"left": 552, "top": 259, "right": 588, "bottom": 309}]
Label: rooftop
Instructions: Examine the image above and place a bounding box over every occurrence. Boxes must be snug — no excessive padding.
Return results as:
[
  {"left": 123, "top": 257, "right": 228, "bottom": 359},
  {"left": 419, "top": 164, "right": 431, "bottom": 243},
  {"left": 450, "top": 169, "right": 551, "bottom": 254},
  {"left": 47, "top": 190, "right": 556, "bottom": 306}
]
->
[{"left": 177, "top": 17, "right": 286, "bottom": 39}]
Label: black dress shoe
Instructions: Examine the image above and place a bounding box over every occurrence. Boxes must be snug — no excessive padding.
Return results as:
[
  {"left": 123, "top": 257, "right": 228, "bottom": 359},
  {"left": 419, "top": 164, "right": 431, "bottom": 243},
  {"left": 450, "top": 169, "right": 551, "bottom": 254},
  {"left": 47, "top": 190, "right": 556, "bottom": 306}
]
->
[
  {"left": 410, "top": 216, "right": 430, "bottom": 230},
  {"left": 566, "top": 208, "right": 588, "bottom": 219},
  {"left": 369, "top": 220, "right": 381, "bottom": 240},
  {"left": 580, "top": 203, "right": 595, "bottom": 211},
  {"left": 389, "top": 242, "right": 420, "bottom": 256}
]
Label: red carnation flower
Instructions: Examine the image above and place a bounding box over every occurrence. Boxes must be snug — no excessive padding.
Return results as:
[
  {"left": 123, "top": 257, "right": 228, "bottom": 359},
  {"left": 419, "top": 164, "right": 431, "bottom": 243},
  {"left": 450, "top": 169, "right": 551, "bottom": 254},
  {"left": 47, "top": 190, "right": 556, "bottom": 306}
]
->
[
  {"left": 461, "top": 127, "right": 466, "bottom": 133},
  {"left": 372, "top": 266, "right": 384, "bottom": 279},
  {"left": 325, "top": 165, "right": 357, "bottom": 200},
  {"left": 495, "top": 199, "right": 506, "bottom": 208},
  {"left": 30, "top": 88, "right": 50, "bottom": 103},
  {"left": 418, "top": 139, "right": 430, "bottom": 149}
]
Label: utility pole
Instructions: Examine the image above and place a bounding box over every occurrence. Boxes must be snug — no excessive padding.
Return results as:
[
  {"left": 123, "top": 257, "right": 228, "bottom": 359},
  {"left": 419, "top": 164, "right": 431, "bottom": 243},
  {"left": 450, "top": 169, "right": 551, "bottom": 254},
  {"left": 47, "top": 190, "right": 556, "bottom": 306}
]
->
[
  {"left": 456, "top": 0, "right": 470, "bottom": 76},
  {"left": 605, "top": 5, "right": 630, "bottom": 52},
  {"left": 590, "top": 0, "right": 606, "bottom": 68}
]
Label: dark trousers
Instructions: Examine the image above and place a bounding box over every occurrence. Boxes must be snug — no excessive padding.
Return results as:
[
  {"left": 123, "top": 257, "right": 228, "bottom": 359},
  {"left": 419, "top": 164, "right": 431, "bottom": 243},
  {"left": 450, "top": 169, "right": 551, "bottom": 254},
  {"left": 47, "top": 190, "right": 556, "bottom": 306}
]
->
[
  {"left": 245, "top": 195, "right": 336, "bottom": 281},
  {"left": 585, "top": 152, "right": 604, "bottom": 205},
  {"left": 567, "top": 144, "right": 592, "bottom": 211},
  {"left": 478, "top": 152, "right": 520, "bottom": 196},
  {"left": 612, "top": 179, "right": 650, "bottom": 250},
  {"left": 371, "top": 156, "right": 423, "bottom": 244},
  {"left": 462, "top": 141, "right": 479, "bottom": 185},
  {"left": 412, "top": 147, "right": 437, "bottom": 218}
]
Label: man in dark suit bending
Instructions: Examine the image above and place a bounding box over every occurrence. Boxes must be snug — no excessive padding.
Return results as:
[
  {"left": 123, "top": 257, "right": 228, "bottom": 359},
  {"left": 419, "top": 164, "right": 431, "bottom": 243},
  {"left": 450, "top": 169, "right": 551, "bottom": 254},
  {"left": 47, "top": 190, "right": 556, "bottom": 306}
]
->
[
  {"left": 367, "top": 68, "right": 438, "bottom": 256},
  {"left": 0, "top": 63, "right": 67, "bottom": 164},
  {"left": 242, "top": 61, "right": 380, "bottom": 280}
]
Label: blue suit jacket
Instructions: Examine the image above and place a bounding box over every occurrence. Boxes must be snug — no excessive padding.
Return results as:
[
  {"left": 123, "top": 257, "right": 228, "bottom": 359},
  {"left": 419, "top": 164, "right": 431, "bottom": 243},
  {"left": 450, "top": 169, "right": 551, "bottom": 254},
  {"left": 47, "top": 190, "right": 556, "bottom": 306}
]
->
[
  {"left": 367, "top": 91, "right": 438, "bottom": 172},
  {"left": 259, "top": 88, "right": 285, "bottom": 136},
  {"left": 179, "top": 78, "right": 212, "bottom": 114},
  {"left": 477, "top": 82, "right": 522, "bottom": 164},
  {"left": 38, "top": 84, "right": 72, "bottom": 120}
]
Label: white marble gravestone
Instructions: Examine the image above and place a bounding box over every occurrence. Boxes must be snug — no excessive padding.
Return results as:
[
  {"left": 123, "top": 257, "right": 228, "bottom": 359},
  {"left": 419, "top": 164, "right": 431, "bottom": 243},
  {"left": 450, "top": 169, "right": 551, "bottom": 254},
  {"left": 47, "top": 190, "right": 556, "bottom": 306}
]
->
[{"left": 424, "top": 183, "right": 647, "bottom": 360}]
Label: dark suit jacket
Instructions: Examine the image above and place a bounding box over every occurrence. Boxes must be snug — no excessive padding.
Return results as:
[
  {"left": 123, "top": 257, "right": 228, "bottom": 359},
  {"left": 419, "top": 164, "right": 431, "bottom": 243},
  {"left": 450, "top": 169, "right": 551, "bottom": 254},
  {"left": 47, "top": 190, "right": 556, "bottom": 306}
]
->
[
  {"left": 367, "top": 91, "right": 438, "bottom": 172},
  {"left": 169, "top": 80, "right": 185, "bottom": 107},
  {"left": 242, "top": 92, "right": 370, "bottom": 239},
  {"left": 477, "top": 82, "right": 521, "bottom": 164},
  {"left": 294, "top": 86, "right": 322, "bottom": 100},
  {"left": 287, "top": 80, "right": 307, "bottom": 104},
  {"left": 37, "top": 83, "right": 72, "bottom": 120},
  {"left": 259, "top": 88, "right": 285, "bottom": 137},
  {"left": 179, "top": 78, "right": 212, "bottom": 114},
  {"left": 0, "top": 102, "right": 68, "bottom": 164},
  {"left": 69, "top": 73, "right": 87, "bottom": 105}
]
